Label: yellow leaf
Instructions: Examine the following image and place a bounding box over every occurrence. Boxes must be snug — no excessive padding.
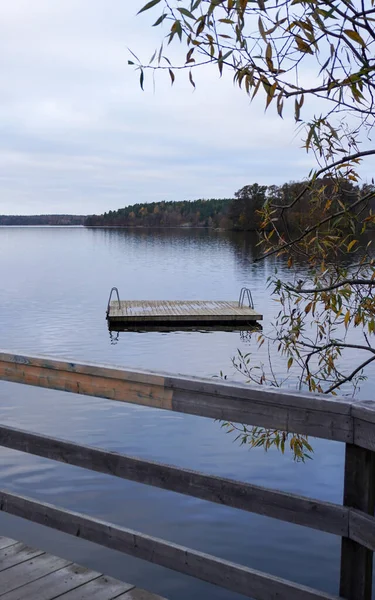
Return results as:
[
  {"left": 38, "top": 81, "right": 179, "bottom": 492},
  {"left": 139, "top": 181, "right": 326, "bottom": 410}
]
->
[
  {"left": 344, "top": 310, "right": 350, "bottom": 328},
  {"left": 344, "top": 29, "right": 366, "bottom": 47},
  {"left": 258, "top": 17, "right": 267, "bottom": 43},
  {"left": 347, "top": 239, "right": 358, "bottom": 252},
  {"left": 295, "top": 35, "right": 313, "bottom": 54},
  {"left": 266, "top": 42, "right": 272, "bottom": 61},
  {"left": 265, "top": 82, "right": 277, "bottom": 109}
]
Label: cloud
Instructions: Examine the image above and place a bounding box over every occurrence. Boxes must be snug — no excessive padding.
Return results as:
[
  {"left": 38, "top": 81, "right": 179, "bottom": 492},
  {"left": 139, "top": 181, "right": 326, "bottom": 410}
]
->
[{"left": 0, "top": 1, "right": 371, "bottom": 215}]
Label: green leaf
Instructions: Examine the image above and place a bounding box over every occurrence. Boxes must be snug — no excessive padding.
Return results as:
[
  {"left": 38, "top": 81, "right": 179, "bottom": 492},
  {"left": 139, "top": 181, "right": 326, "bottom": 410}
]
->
[
  {"left": 153, "top": 14, "right": 167, "bottom": 26},
  {"left": 169, "top": 68, "right": 175, "bottom": 85},
  {"left": 186, "top": 47, "right": 195, "bottom": 63},
  {"left": 258, "top": 17, "right": 267, "bottom": 42},
  {"left": 171, "top": 19, "right": 183, "bottom": 41},
  {"left": 138, "top": 0, "right": 162, "bottom": 15},
  {"left": 191, "top": 0, "right": 202, "bottom": 10},
  {"left": 139, "top": 69, "right": 144, "bottom": 90},
  {"left": 178, "top": 7, "right": 195, "bottom": 19}
]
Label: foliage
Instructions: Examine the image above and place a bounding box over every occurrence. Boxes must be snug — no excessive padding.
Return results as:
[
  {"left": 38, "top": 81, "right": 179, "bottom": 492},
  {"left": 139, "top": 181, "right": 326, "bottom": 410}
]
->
[
  {"left": 85, "top": 198, "right": 232, "bottom": 228},
  {"left": 133, "top": 0, "right": 375, "bottom": 391},
  {"left": 133, "top": 0, "right": 375, "bottom": 135},
  {"left": 85, "top": 179, "right": 372, "bottom": 231},
  {"left": 221, "top": 421, "right": 314, "bottom": 462},
  {"left": 132, "top": 0, "right": 375, "bottom": 458},
  {"left": 230, "top": 183, "right": 267, "bottom": 230},
  {"left": 221, "top": 348, "right": 313, "bottom": 461},
  {"left": 0, "top": 215, "right": 86, "bottom": 226}
]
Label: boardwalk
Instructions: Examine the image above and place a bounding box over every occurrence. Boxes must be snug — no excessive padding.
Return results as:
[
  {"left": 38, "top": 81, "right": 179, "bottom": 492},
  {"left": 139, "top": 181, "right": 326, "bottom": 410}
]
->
[
  {"left": 2, "top": 351, "right": 375, "bottom": 599},
  {"left": 107, "top": 299, "right": 263, "bottom": 326},
  {"left": 0, "top": 536, "right": 166, "bottom": 600}
]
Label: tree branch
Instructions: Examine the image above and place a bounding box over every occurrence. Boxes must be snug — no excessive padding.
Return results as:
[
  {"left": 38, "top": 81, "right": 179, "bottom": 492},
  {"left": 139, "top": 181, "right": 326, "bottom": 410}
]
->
[
  {"left": 297, "top": 340, "right": 375, "bottom": 355},
  {"left": 325, "top": 355, "right": 375, "bottom": 393},
  {"left": 270, "top": 149, "right": 375, "bottom": 210},
  {"left": 255, "top": 188, "right": 375, "bottom": 262},
  {"left": 286, "top": 279, "right": 375, "bottom": 293}
]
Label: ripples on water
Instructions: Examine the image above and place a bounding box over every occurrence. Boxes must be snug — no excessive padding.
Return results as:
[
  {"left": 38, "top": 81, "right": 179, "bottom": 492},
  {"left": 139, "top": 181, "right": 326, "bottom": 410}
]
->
[{"left": 0, "top": 226, "right": 367, "bottom": 599}]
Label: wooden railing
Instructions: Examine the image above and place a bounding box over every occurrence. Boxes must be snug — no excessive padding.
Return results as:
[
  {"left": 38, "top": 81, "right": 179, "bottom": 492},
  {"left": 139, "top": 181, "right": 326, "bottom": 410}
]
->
[{"left": 0, "top": 351, "right": 374, "bottom": 600}]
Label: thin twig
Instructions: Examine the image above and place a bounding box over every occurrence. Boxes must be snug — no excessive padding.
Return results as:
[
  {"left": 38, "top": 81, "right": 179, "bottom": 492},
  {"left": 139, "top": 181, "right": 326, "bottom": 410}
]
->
[{"left": 325, "top": 355, "right": 375, "bottom": 393}]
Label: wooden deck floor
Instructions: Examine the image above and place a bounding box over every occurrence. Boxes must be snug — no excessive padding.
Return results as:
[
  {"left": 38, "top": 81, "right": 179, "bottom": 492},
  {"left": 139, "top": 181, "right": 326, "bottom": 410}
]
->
[
  {"left": 107, "top": 300, "right": 262, "bottom": 325},
  {"left": 0, "top": 536, "right": 166, "bottom": 600}
]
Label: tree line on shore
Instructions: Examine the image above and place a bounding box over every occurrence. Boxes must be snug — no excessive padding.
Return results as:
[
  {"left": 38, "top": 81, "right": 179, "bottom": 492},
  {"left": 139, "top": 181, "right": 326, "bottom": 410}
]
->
[
  {"left": 0, "top": 215, "right": 86, "bottom": 226},
  {"left": 85, "top": 179, "right": 375, "bottom": 231}
]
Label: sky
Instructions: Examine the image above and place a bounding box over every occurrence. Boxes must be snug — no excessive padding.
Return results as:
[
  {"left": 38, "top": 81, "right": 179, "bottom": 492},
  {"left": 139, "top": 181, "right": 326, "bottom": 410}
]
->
[{"left": 0, "top": 1, "right": 372, "bottom": 215}]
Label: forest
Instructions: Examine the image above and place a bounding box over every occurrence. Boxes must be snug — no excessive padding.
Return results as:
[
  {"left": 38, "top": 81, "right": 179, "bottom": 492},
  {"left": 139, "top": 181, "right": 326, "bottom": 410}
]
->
[
  {"left": 85, "top": 179, "right": 375, "bottom": 231},
  {"left": 85, "top": 198, "right": 232, "bottom": 229},
  {"left": 0, "top": 215, "right": 86, "bottom": 226}
]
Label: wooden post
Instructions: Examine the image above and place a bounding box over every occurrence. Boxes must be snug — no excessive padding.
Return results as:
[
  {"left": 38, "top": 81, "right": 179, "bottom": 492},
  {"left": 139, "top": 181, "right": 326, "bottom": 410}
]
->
[{"left": 340, "top": 444, "right": 375, "bottom": 600}]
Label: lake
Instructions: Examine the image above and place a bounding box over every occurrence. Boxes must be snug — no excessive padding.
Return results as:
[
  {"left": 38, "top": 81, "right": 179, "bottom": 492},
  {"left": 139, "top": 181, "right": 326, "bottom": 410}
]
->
[{"left": 0, "top": 226, "right": 371, "bottom": 599}]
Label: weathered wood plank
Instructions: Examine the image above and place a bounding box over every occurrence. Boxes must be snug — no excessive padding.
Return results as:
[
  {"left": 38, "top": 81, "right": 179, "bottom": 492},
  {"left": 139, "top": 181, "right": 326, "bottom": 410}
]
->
[
  {"left": 353, "top": 418, "right": 375, "bottom": 452},
  {"left": 0, "top": 350, "right": 353, "bottom": 411},
  {"left": 0, "top": 538, "right": 17, "bottom": 551},
  {"left": 0, "top": 539, "right": 164, "bottom": 600},
  {"left": 0, "top": 350, "right": 353, "bottom": 413},
  {"left": 116, "top": 590, "right": 167, "bottom": 600},
  {"left": 351, "top": 401, "right": 375, "bottom": 452},
  {"left": 165, "top": 373, "right": 353, "bottom": 413},
  {"left": 0, "top": 564, "right": 99, "bottom": 600},
  {"left": 352, "top": 400, "right": 375, "bottom": 424},
  {"left": 0, "top": 489, "right": 341, "bottom": 600},
  {"left": 339, "top": 445, "right": 375, "bottom": 600},
  {"left": 171, "top": 388, "right": 352, "bottom": 442},
  {"left": 108, "top": 299, "right": 263, "bottom": 324},
  {"left": 349, "top": 510, "right": 375, "bottom": 552},
  {"left": 0, "top": 554, "right": 70, "bottom": 596},
  {"left": 53, "top": 575, "right": 134, "bottom": 600},
  {"left": 0, "top": 352, "right": 355, "bottom": 442},
  {"left": 0, "top": 424, "right": 348, "bottom": 536},
  {"left": 0, "top": 542, "right": 44, "bottom": 571}
]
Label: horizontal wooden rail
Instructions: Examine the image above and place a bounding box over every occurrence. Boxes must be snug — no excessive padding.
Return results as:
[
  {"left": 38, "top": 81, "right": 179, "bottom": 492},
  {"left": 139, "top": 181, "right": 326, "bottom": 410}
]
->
[
  {"left": 0, "top": 424, "right": 348, "bottom": 536},
  {"left": 349, "top": 510, "right": 375, "bottom": 552},
  {"left": 1, "top": 351, "right": 375, "bottom": 599},
  {"left": 0, "top": 351, "right": 365, "bottom": 443},
  {"left": 0, "top": 489, "right": 341, "bottom": 600}
]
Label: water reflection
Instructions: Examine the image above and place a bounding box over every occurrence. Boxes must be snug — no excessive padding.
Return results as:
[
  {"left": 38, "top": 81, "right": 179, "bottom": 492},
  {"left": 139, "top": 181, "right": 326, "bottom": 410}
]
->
[
  {"left": 108, "top": 323, "right": 262, "bottom": 333},
  {"left": 0, "top": 226, "right": 369, "bottom": 600}
]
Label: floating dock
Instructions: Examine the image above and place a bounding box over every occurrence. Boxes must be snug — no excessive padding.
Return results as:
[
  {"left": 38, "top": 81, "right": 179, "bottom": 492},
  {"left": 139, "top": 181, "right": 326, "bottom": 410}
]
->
[
  {"left": 106, "top": 287, "right": 262, "bottom": 328},
  {"left": 0, "top": 536, "right": 166, "bottom": 600}
]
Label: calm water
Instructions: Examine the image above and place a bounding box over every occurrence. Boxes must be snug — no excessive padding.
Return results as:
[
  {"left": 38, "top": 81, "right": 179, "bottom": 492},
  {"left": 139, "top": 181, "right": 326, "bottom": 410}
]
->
[{"left": 0, "top": 226, "right": 371, "bottom": 599}]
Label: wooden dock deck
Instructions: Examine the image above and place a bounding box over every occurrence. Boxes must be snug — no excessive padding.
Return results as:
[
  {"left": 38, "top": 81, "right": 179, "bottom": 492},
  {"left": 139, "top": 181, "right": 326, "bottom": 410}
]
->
[
  {"left": 107, "top": 299, "right": 263, "bottom": 326},
  {"left": 0, "top": 536, "right": 166, "bottom": 600}
]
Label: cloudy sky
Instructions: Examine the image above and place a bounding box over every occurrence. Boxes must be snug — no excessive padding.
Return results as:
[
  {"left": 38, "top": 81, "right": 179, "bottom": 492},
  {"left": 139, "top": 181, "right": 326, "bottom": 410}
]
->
[{"left": 0, "top": 1, "right": 371, "bottom": 215}]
